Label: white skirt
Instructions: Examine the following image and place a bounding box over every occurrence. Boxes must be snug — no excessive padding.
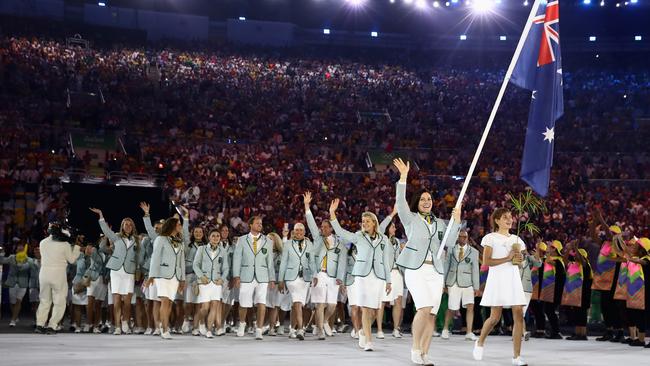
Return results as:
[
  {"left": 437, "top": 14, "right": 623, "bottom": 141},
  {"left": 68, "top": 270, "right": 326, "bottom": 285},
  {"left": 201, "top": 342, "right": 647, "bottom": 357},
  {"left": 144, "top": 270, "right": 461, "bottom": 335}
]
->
[
  {"left": 154, "top": 278, "right": 179, "bottom": 300},
  {"left": 382, "top": 269, "right": 404, "bottom": 302},
  {"left": 198, "top": 282, "right": 223, "bottom": 303},
  {"left": 184, "top": 273, "right": 199, "bottom": 303},
  {"left": 480, "top": 264, "right": 527, "bottom": 307},
  {"left": 144, "top": 281, "right": 159, "bottom": 301},
  {"left": 347, "top": 282, "right": 359, "bottom": 307},
  {"left": 355, "top": 271, "right": 385, "bottom": 310},
  {"left": 404, "top": 264, "right": 444, "bottom": 313},
  {"left": 87, "top": 278, "right": 107, "bottom": 301},
  {"left": 71, "top": 291, "right": 88, "bottom": 305},
  {"left": 110, "top": 269, "right": 135, "bottom": 295}
]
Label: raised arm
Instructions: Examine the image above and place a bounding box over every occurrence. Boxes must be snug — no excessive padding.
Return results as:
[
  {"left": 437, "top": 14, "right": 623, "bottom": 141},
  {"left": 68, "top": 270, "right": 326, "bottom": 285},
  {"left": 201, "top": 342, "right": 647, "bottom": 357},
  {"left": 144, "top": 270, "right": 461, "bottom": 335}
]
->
[
  {"left": 393, "top": 158, "right": 415, "bottom": 228},
  {"left": 304, "top": 192, "right": 322, "bottom": 241},
  {"left": 379, "top": 204, "right": 397, "bottom": 235},
  {"left": 329, "top": 199, "right": 358, "bottom": 244},
  {"left": 90, "top": 208, "right": 119, "bottom": 243},
  {"left": 140, "top": 202, "right": 158, "bottom": 240}
]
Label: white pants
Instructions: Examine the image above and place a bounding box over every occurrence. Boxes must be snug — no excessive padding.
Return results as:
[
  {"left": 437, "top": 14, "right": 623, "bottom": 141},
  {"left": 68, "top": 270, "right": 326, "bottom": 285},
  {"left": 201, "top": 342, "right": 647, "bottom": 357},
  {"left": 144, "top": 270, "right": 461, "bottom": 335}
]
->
[
  {"left": 9, "top": 286, "right": 27, "bottom": 304},
  {"left": 405, "top": 265, "right": 444, "bottom": 313},
  {"left": 145, "top": 281, "right": 159, "bottom": 301},
  {"left": 266, "top": 287, "right": 292, "bottom": 311},
  {"left": 198, "top": 282, "right": 223, "bottom": 303},
  {"left": 447, "top": 285, "right": 474, "bottom": 311},
  {"left": 347, "top": 282, "right": 359, "bottom": 307},
  {"left": 355, "top": 272, "right": 385, "bottom": 310},
  {"left": 239, "top": 280, "right": 268, "bottom": 308},
  {"left": 286, "top": 278, "right": 310, "bottom": 305},
  {"left": 36, "top": 268, "right": 68, "bottom": 328},
  {"left": 311, "top": 272, "right": 339, "bottom": 305}
]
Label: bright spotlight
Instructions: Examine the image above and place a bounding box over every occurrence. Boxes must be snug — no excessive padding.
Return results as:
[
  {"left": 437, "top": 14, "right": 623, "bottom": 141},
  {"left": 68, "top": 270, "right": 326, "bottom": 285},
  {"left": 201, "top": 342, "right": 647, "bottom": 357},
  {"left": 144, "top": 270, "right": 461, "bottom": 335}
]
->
[
  {"left": 98, "top": 1, "right": 106, "bottom": 6},
  {"left": 446, "top": 1, "right": 451, "bottom": 5},
  {"left": 499, "top": 35, "right": 507, "bottom": 41},
  {"left": 630, "top": 0, "right": 638, "bottom": 3},
  {"left": 589, "top": 36, "right": 597, "bottom": 41},
  {"left": 472, "top": 0, "right": 495, "bottom": 13},
  {"left": 238, "top": 16, "right": 246, "bottom": 20},
  {"left": 635, "top": 35, "right": 642, "bottom": 41},
  {"left": 523, "top": 0, "right": 529, "bottom": 5},
  {"left": 371, "top": 31, "right": 378, "bottom": 37},
  {"left": 390, "top": 0, "right": 396, "bottom": 3},
  {"left": 433, "top": 1, "right": 441, "bottom": 7},
  {"left": 460, "top": 34, "right": 467, "bottom": 40},
  {"left": 404, "top": 0, "right": 414, "bottom": 4},
  {"left": 323, "top": 28, "right": 331, "bottom": 35},
  {"left": 415, "top": 0, "right": 428, "bottom": 9},
  {"left": 346, "top": 0, "right": 367, "bottom": 8},
  {"left": 600, "top": 0, "right": 605, "bottom": 5},
  {"left": 583, "top": 0, "right": 591, "bottom": 4}
]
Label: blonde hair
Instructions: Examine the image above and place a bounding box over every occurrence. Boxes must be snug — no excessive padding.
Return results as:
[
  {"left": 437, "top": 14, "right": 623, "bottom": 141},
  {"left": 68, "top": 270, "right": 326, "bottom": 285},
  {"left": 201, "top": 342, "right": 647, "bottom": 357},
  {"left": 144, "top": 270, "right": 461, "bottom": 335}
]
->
[
  {"left": 361, "top": 212, "right": 380, "bottom": 235},
  {"left": 119, "top": 217, "right": 140, "bottom": 250},
  {"left": 267, "top": 232, "right": 283, "bottom": 253}
]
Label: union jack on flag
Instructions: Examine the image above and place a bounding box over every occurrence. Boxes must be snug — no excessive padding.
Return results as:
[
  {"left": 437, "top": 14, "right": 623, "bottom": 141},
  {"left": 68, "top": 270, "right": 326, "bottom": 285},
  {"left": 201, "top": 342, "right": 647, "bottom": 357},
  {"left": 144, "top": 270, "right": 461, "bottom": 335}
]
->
[{"left": 510, "top": 0, "right": 564, "bottom": 197}]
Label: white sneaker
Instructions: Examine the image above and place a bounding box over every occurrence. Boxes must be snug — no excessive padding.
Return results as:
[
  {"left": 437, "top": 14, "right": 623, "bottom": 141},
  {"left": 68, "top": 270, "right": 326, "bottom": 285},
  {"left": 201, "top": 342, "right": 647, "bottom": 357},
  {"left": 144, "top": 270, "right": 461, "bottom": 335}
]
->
[
  {"left": 512, "top": 357, "right": 528, "bottom": 366},
  {"left": 113, "top": 327, "right": 122, "bottom": 335},
  {"left": 277, "top": 326, "right": 285, "bottom": 336},
  {"left": 441, "top": 329, "right": 450, "bottom": 339},
  {"left": 289, "top": 328, "right": 297, "bottom": 339},
  {"left": 312, "top": 326, "right": 318, "bottom": 336},
  {"left": 358, "top": 330, "right": 367, "bottom": 349},
  {"left": 376, "top": 331, "right": 385, "bottom": 339},
  {"left": 9, "top": 320, "right": 16, "bottom": 327},
  {"left": 215, "top": 327, "right": 226, "bottom": 336},
  {"left": 421, "top": 354, "right": 434, "bottom": 366},
  {"left": 351, "top": 329, "right": 358, "bottom": 339},
  {"left": 297, "top": 329, "right": 305, "bottom": 341},
  {"left": 153, "top": 328, "right": 161, "bottom": 336},
  {"left": 74, "top": 327, "right": 81, "bottom": 334},
  {"left": 317, "top": 328, "right": 325, "bottom": 340},
  {"left": 93, "top": 327, "right": 103, "bottom": 334},
  {"left": 199, "top": 324, "right": 208, "bottom": 336},
  {"left": 364, "top": 342, "right": 374, "bottom": 351},
  {"left": 192, "top": 329, "right": 200, "bottom": 336},
  {"left": 393, "top": 329, "right": 402, "bottom": 338},
  {"left": 134, "top": 327, "right": 145, "bottom": 334},
  {"left": 411, "top": 349, "right": 424, "bottom": 364},
  {"left": 161, "top": 331, "right": 173, "bottom": 340},
  {"left": 82, "top": 324, "right": 91, "bottom": 333},
  {"left": 255, "top": 328, "right": 263, "bottom": 340},
  {"left": 121, "top": 321, "right": 132, "bottom": 334},
  {"left": 323, "top": 323, "right": 334, "bottom": 337},
  {"left": 144, "top": 328, "right": 153, "bottom": 336},
  {"left": 205, "top": 331, "right": 214, "bottom": 339},
  {"left": 236, "top": 322, "right": 246, "bottom": 337},
  {"left": 432, "top": 330, "right": 440, "bottom": 337},
  {"left": 269, "top": 327, "right": 277, "bottom": 336},
  {"left": 465, "top": 332, "right": 478, "bottom": 341},
  {"left": 181, "top": 320, "right": 191, "bottom": 334},
  {"left": 472, "top": 340, "right": 484, "bottom": 361},
  {"left": 247, "top": 326, "right": 255, "bottom": 335}
]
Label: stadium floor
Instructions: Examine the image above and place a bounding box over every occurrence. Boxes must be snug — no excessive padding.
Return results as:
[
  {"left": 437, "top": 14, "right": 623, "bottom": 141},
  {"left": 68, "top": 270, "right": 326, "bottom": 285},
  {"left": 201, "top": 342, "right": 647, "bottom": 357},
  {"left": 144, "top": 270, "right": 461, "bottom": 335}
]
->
[{"left": 0, "top": 325, "right": 644, "bottom": 366}]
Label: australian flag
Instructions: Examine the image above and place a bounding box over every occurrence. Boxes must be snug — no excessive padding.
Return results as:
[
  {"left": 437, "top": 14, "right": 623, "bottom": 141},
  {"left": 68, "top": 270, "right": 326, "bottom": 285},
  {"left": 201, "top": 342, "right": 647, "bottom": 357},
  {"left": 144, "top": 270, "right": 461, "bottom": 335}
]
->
[{"left": 510, "top": 0, "right": 564, "bottom": 197}]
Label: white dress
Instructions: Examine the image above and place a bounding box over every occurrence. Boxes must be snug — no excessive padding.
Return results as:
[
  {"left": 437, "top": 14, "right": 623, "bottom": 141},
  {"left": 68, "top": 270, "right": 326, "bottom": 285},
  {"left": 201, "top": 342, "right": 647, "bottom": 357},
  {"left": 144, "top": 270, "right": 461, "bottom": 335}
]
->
[{"left": 479, "top": 232, "right": 527, "bottom": 307}]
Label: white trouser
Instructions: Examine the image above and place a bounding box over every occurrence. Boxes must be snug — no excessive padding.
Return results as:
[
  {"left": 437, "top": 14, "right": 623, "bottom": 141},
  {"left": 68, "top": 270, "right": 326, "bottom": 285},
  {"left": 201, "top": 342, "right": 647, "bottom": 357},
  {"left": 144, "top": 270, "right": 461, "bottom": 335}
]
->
[{"left": 36, "top": 267, "right": 68, "bottom": 328}]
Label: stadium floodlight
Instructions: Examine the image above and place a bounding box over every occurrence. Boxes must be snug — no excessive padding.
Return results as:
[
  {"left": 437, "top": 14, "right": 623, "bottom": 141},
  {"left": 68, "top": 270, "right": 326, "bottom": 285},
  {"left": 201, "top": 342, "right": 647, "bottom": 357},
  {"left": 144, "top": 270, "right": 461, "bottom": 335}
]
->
[
  {"left": 460, "top": 34, "right": 467, "bottom": 40},
  {"left": 500, "top": 35, "right": 507, "bottom": 41},
  {"left": 390, "top": 0, "right": 396, "bottom": 3},
  {"left": 433, "top": 1, "right": 441, "bottom": 7},
  {"left": 600, "top": 0, "right": 605, "bottom": 5},
  {"left": 589, "top": 36, "right": 597, "bottom": 41},
  {"left": 371, "top": 31, "right": 378, "bottom": 37},
  {"left": 523, "top": 0, "right": 529, "bottom": 5},
  {"left": 404, "top": 0, "right": 414, "bottom": 4},
  {"left": 451, "top": 0, "right": 459, "bottom": 3},
  {"left": 635, "top": 35, "right": 642, "bottom": 41},
  {"left": 446, "top": 1, "right": 451, "bottom": 5},
  {"left": 583, "top": 0, "right": 591, "bottom": 4},
  {"left": 238, "top": 16, "right": 246, "bottom": 20},
  {"left": 98, "top": 2, "right": 106, "bottom": 6},
  {"left": 472, "top": 0, "right": 496, "bottom": 13},
  {"left": 415, "top": 0, "right": 428, "bottom": 9},
  {"left": 323, "top": 28, "right": 331, "bottom": 35},
  {"left": 630, "top": 0, "right": 638, "bottom": 3},
  {"left": 346, "top": 0, "right": 368, "bottom": 7}
]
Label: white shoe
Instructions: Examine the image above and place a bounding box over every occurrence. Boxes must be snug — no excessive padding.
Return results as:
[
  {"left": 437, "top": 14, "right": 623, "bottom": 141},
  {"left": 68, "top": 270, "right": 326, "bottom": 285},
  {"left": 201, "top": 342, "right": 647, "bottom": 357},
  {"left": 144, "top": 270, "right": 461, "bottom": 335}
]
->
[
  {"left": 512, "top": 357, "right": 528, "bottom": 366},
  {"left": 269, "top": 327, "right": 277, "bottom": 336},
  {"left": 358, "top": 330, "right": 367, "bottom": 349},
  {"left": 205, "top": 331, "right": 214, "bottom": 339},
  {"left": 93, "top": 327, "right": 103, "bottom": 334},
  {"left": 317, "top": 328, "right": 325, "bottom": 340},
  {"left": 351, "top": 329, "right": 358, "bottom": 339},
  {"left": 255, "top": 328, "right": 263, "bottom": 340},
  {"left": 9, "top": 320, "right": 16, "bottom": 327},
  {"left": 74, "top": 327, "right": 81, "bottom": 334},
  {"left": 364, "top": 342, "right": 374, "bottom": 351},
  {"left": 376, "top": 331, "right": 385, "bottom": 339},
  {"left": 134, "top": 327, "right": 145, "bottom": 334},
  {"left": 82, "top": 324, "right": 91, "bottom": 333},
  {"left": 113, "top": 327, "right": 122, "bottom": 335},
  {"left": 237, "top": 322, "right": 246, "bottom": 337},
  {"left": 432, "top": 330, "right": 440, "bottom": 337},
  {"left": 277, "top": 326, "right": 285, "bottom": 336},
  {"left": 153, "top": 328, "right": 161, "bottom": 336},
  {"left": 199, "top": 324, "right": 208, "bottom": 336},
  {"left": 393, "top": 329, "right": 402, "bottom": 338},
  {"left": 161, "top": 331, "right": 173, "bottom": 340},
  {"left": 289, "top": 328, "right": 297, "bottom": 339},
  {"left": 192, "top": 329, "right": 200, "bottom": 336},
  {"left": 441, "top": 329, "right": 450, "bottom": 339},
  {"left": 247, "top": 326, "right": 255, "bottom": 335},
  {"left": 297, "top": 329, "right": 305, "bottom": 341},
  {"left": 465, "top": 332, "right": 478, "bottom": 341},
  {"left": 323, "top": 323, "right": 334, "bottom": 337},
  {"left": 144, "top": 328, "right": 153, "bottom": 336},
  {"left": 472, "top": 340, "right": 484, "bottom": 361},
  {"left": 421, "top": 354, "right": 435, "bottom": 366},
  {"left": 181, "top": 320, "right": 191, "bottom": 334},
  {"left": 215, "top": 327, "right": 226, "bottom": 336},
  {"left": 121, "top": 321, "right": 130, "bottom": 334},
  {"left": 312, "top": 326, "right": 317, "bottom": 336},
  {"left": 411, "top": 349, "right": 424, "bottom": 364}
]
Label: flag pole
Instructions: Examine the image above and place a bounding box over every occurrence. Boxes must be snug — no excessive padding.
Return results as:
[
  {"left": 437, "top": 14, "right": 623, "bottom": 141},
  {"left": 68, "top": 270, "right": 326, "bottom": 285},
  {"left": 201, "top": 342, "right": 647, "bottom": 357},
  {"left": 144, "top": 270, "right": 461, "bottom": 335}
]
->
[{"left": 436, "top": 0, "right": 544, "bottom": 259}]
